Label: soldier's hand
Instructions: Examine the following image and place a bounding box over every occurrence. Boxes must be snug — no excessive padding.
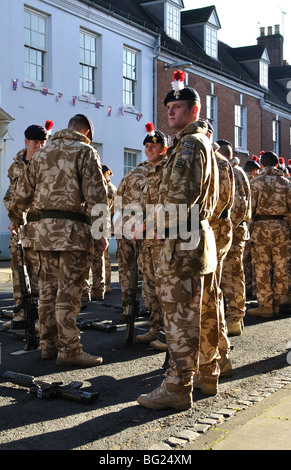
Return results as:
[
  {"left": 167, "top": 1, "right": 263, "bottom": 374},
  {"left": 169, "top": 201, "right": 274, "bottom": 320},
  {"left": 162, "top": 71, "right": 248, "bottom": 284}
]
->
[
  {"left": 95, "top": 237, "right": 109, "bottom": 252},
  {"left": 133, "top": 223, "right": 145, "bottom": 241},
  {"left": 8, "top": 222, "right": 17, "bottom": 236}
]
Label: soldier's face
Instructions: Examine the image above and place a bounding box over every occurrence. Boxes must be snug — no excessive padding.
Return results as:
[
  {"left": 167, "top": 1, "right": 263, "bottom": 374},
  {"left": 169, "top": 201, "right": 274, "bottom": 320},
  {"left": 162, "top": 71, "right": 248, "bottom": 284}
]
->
[
  {"left": 25, "top": 139, "right": 46, "bottom": 160},
  {"left": 145, "top": 142, "right": 166, "bottom": 165},
  {"left": 167, "top": 101, "right": 199, "bottom": 131}
]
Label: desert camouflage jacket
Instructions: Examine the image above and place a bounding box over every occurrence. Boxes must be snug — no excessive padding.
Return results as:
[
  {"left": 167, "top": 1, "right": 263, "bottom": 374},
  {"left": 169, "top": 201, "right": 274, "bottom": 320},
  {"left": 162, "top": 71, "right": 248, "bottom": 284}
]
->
[
  {"left": 209, "top": 148, "right": 235, "bottom": 228},
  {"left": 157, "top": 120, "right": 219, "bottom": 278},
  {"left": 250, "top": 167, "right": 291, "bottom": 224},
  {"left": 3, "top": 148, "right": 37, "bottom": 248},
  {"left": 115, "top": 161, "right": 152, "bottom": 238},
  {"left": 8, "top": 129, "right": 108, "bottom": 253},
  {"left": 140, "top": 155, "right": 168, "bottom": 245},
  {"left": 229, "top": 158, "right": 252, "bottom": 241}
]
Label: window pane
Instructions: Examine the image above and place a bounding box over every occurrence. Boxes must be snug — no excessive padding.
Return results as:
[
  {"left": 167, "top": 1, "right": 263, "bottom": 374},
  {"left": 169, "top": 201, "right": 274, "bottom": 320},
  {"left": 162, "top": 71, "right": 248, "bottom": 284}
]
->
[
  {"left": 31, "top": 14, "right": 38, "bottom": 32},
  {"left": 38, "top": 17, "right": 45, "bottom": 34},
  {"left": 24, "top": 11, "right": 30, "bottom": 29}
]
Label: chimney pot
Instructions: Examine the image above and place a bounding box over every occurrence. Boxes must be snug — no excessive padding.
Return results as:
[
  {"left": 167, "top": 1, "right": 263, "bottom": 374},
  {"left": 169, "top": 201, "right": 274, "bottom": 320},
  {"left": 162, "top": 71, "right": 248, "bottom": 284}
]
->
[
  {"left": 260, "top": 27, "right": 265, "bottom": 36},
  {"left": 274, "top": 24, "right": 280, "bottom": 34},
  {"left": 268, "top": 26, "right": 273, "bottom": 35}
]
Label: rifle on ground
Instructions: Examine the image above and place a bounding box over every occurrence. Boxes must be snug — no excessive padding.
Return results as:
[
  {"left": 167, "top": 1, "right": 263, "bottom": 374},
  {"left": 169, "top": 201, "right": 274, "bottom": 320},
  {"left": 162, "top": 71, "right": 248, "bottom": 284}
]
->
[
  {"left": 1, "top": 371, "right": 99, "bottom": 404},
  {"left": 12, "top": 230, "right": 38, "bottom": 351},
  {"left": 122, "top": 244, "right": 140, "bottom": 345},
  {"left": 77, "top": 318, "right": 116, "bottom": 333}
]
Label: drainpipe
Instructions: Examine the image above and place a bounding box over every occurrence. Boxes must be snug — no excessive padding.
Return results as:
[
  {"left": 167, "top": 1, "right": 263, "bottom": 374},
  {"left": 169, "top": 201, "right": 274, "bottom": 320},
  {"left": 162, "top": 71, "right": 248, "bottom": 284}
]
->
[{"left": 153, "top": 35, "right": 161, "bottom": 127}]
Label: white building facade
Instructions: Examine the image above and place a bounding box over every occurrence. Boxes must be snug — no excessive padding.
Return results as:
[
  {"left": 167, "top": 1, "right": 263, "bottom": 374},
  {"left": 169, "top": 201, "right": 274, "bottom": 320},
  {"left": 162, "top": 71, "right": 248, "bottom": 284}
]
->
[{"left": 0, "top": 0, "right": 158, "bottom": 258}]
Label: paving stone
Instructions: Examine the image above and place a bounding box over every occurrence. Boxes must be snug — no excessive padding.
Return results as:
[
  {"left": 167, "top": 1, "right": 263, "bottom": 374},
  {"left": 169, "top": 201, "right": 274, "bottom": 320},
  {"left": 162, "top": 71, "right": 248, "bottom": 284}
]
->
[
  {"left": 247, "top": 396, "right": 265, "bottom": 402},
  {"left": 149, "top": 443, "right": 172, "bottom": 450},
  {"left": 207, "top": 413, "right": 225, "bottom": 421},
  {"left": 197, "top": 417, "right": 218, "bottom": 426},
  {"left": 214, "top": 408, "right": 237, "bottom": 417},
  {"left": 237, "top": 400, "right": 254, "bottom": 407},
  {"left": 191, "top": 423, "right": 211, "bottom": 433},
  {"left": 165, "top": 436, "right": 188, "bottom": 447},
  {"left": 175, "top": 430, "right": 200, "bottom": 441}
]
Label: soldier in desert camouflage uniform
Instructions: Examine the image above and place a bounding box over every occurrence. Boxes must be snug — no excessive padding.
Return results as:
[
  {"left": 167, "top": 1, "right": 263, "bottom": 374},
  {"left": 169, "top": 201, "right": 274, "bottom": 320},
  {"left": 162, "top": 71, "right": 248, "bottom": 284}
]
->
[
  {"left": 115, "top": 160, "right": 152, "bottom": 317},
  {"left": 247, "top": 151, "right": 291, "bottom": 318},
  {"left": 193, "top": 123, "right": 235, "bottom": 395},
  {"left": 133, "top": 124, "right": 168, "bottom": 345},
  {"left": 243, "top": 159, "right": 261, "bottom": 299},
  {"left": 3, "top": 124, "right": 48, "bottom": 328},
  {"left": 137, "top": 72, "right": 219, "bottom": 410},
  {"left": 8, "top": 114, "right": 109, "bottom": 367},
  {"left": 219, "top": 141, "right": 251, "bottom": 336},
  {"left": 91, "top": 165, "right": 117, "bottom": 300}
]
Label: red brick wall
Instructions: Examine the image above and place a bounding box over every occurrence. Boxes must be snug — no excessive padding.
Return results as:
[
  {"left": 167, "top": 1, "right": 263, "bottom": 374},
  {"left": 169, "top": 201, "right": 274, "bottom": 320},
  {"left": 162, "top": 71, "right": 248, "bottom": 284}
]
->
[{"left": 156, "top": 60, "right": 290, "bottom": 163}]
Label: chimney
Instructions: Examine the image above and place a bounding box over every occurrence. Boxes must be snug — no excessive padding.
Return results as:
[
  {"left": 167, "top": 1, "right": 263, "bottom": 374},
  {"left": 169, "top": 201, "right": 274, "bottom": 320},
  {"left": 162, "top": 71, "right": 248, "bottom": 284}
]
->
[{"left": 257, "top": 24, "right": 284, "bottom": 67}]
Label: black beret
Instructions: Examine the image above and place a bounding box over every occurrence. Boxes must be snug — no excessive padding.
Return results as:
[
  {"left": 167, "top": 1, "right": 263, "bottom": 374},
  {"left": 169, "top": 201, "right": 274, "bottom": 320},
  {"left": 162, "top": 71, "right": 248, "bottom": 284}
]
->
[
  {"left": 102, "top": 164, "right": 112, "bottom": 175},
  {"left": 200, "top": 119, "right": 214, "bottom": 134},
  {"left": 24, "top": 125, "right": 48, "bottom": 141},
  {"left": 260, "top": 151, "right": 279, "bottom": 167},
  {"left": 143, "top": 130, "right": 167, "bottom": 146},
  {"left": 216, "top": 139, "right": 232, "bottom": 148},
  {"left": 164, "top": 86, "right": 201, "bottom": 106},
  {"left": 244, "top": 160, "right": 261, "bottom": 172}
]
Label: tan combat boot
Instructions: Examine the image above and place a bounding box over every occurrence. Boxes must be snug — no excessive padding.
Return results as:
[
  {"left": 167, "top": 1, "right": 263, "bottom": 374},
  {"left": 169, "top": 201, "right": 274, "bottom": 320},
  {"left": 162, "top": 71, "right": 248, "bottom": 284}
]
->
[
  {"left": 247, "top": 305, "right": 273, "bottom": 319},
  {"left": 56, "top": 351, "right": 103, "bottom": 367},
  {"left": 136, "top": 329, "right": 159, "bottom": 344},
  {"left": 226, "top": 316, "right": 244, "bottom": 336},
  {"left": 137, "top": 382, "right": 192, "bottom": 410},
  {"left": 219, "top": 354, "right": 233, "bottom": 378},
  {"left": 193, "top": 374, "right": 218, "bottom": 395}
]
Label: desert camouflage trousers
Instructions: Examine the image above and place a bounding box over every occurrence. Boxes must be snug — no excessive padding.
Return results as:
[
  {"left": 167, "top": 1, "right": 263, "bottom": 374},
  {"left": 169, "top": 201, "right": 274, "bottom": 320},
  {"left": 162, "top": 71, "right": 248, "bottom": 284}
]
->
[
  {"left": 159, "top": 273, "right": 219, "bottom": 390},
  {"left": 9, "top": 234, "right": 39, "bottom": 317},
  {"left": 251, "top": 220, "right": 289, "bottom": 307},
  {"left": 198, "top": 272, "right": 220, "bottom": 383},
  {"left": 243, "top": 239, "right": 256, "bottom": 297},
  {"left": 140, "top": 242, "right": 164, "bottom": 332},
  {"left": 221, "top": 235, "right": 246, "bottom": 319},
  {"left": 91, "top": 242, "right": 111, "bottom": 296},
  {"left": 38, "top": 250, "right": 92, "bottom": 358},
  {"left": 213, "top": 220, "right": 232, "bottom": 355}
]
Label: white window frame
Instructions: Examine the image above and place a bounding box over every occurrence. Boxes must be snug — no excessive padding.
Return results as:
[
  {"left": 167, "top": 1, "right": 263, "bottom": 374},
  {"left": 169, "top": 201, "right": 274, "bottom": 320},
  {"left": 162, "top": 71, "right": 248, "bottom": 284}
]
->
[
  {"left": 273, "top": 120, "right": 280, "bottom": 155},
  {"left": 124, "top": 149, "right": 139, "bottom": 175},
  {"left": 206, "top": 94, "right": 217, "bottom": 136},
  {"left": 165, "top": 3, "right": 180, "bottom": 41},
  {"left": 235, "top": 104, "right": 247, "bottom": 151},
  {"left": 80, "top": 30, "right": 97, "bottom": 96},
  {"left": 123, "top": 47, "right": 138, "bottom": 108},
  {"left": 24, "top": 8, "right": 47, "bottom": 84},
  {"left": 260, "top": 60, "right": 269, "bottom": 88},
  {"left": 205, "top": 25, "right": 218, "bottom": 59}
]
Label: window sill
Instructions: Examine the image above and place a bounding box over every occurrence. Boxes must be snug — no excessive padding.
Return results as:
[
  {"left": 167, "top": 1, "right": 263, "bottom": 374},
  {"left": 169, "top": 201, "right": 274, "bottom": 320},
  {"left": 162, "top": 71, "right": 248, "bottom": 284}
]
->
[{"left": 22, "top": 81, "right": 54, "bottom": 95}]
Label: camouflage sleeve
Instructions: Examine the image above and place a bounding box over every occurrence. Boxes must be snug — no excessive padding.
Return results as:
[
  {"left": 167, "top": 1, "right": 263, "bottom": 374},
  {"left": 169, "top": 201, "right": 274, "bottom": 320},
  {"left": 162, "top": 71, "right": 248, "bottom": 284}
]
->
[
  {"left": 79, "top": 147, "right": 108, "bottom": 213},
  {"left": 3, "top": 163, "right": 22, "bottom": 212},
  {"left": 78, "top": 147, "right": 110, "bottom": 240},
  {"left": 232, "top": 168, "right": 251, "bottom": 226},
  {"left": 8, "top": 162, "right": 35, "bottom": 226}
]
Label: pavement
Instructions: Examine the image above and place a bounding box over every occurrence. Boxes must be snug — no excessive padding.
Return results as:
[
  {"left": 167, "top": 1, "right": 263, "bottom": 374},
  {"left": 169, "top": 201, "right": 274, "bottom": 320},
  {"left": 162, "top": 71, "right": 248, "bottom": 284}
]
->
[{"left": 1, "top": 258, "right": 291, "bottom": 451}]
